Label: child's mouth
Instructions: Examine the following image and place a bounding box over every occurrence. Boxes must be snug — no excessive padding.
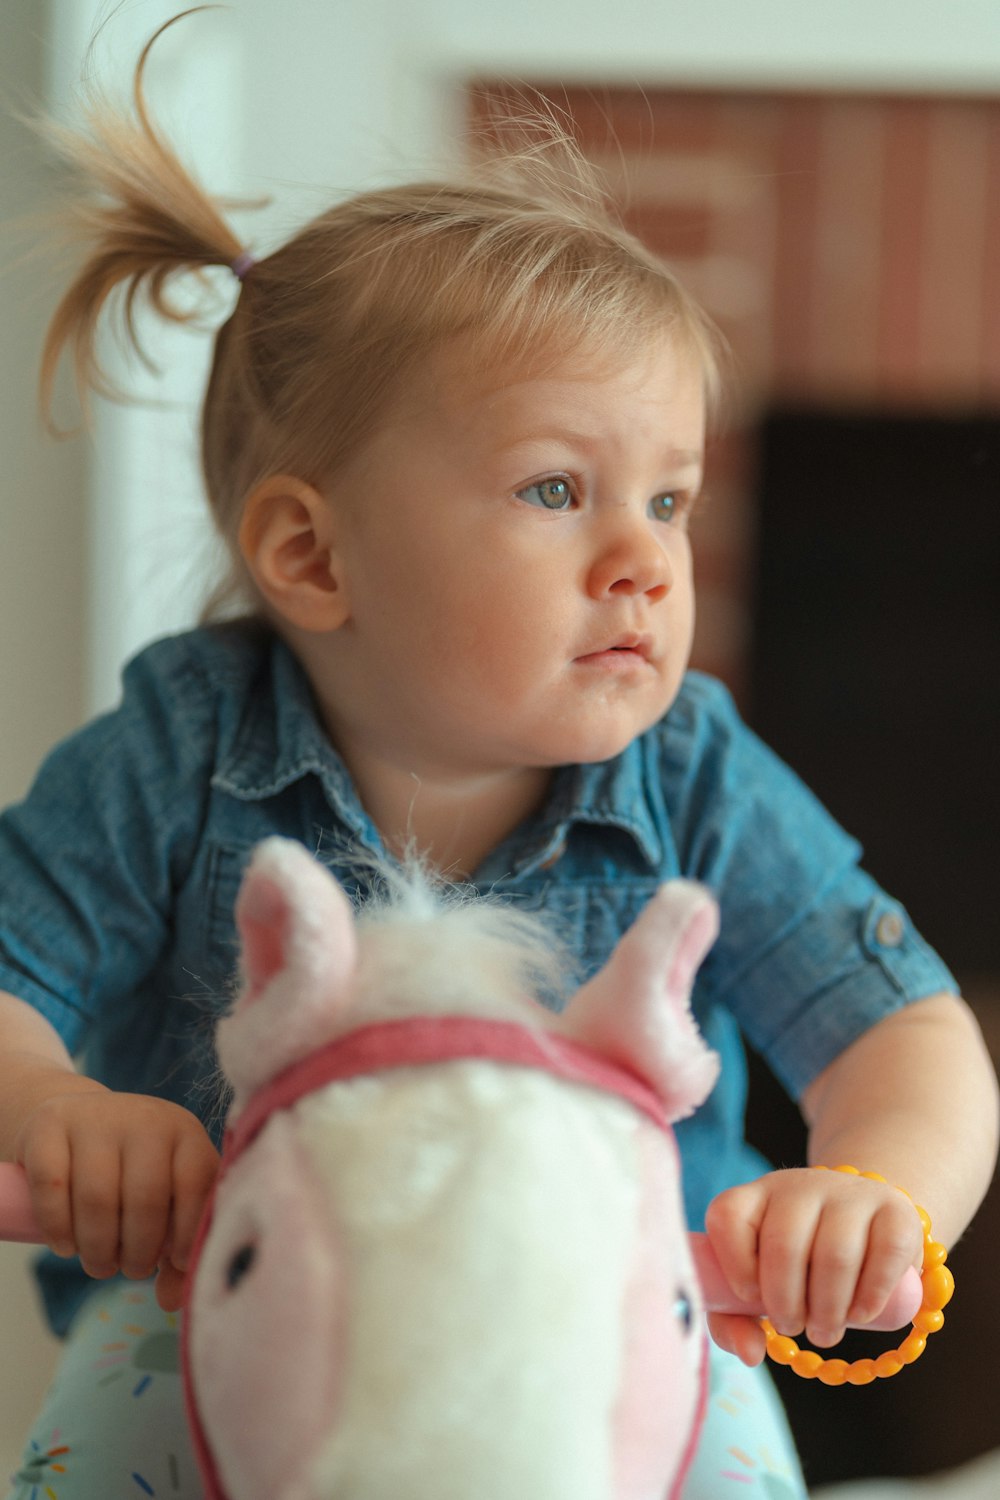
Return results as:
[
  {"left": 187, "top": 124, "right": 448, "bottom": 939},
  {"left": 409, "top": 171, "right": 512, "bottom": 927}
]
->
[
  {"left": 575, "top": 634, "right": 653, "bottom": 667},
  {"left": 575, "top": 650, "right": 653, "bottom": 672}
]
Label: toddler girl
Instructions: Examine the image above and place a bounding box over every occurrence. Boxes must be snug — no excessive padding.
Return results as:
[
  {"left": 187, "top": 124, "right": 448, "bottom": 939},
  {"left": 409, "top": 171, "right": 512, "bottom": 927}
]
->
[{"left": 2, "top": 13, "right": 997, "bottom": 1499}]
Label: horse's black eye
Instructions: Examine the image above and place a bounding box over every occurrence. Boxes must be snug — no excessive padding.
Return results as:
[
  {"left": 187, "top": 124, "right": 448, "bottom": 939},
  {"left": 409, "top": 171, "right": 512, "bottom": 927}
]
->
[
  {"left": 226, "top": 1242, "right": 258, "bottom": 1291},
  {"left": 673, "top": 1287, "right": 694, "bottom": 1334}
]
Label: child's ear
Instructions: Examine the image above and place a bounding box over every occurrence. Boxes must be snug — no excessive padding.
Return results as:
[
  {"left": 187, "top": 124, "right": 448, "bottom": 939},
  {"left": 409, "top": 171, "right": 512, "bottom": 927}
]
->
[{"left": 238, "top": 474, "right": 350, "bottom": 631}]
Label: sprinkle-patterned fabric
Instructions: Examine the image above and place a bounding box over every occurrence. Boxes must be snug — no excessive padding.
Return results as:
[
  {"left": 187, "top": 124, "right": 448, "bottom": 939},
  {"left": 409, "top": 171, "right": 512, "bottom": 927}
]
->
[
  {"left": 6, "top": 1282, "right": 806, "bottom": 1499},
  {"left": 6, "top": 1283, "right": 200, "bottom": 1500}
]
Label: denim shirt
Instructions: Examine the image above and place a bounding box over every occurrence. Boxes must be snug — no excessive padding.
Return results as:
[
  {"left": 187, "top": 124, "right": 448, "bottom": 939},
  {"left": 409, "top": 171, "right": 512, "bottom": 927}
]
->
[{"left": 0, "top": 622, "right": 955, "bottom": 1334}]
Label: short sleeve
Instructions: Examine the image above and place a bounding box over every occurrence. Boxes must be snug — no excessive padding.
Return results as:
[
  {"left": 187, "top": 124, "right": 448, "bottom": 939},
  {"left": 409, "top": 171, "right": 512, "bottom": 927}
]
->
[
  {"left": 0, "top": 639, "right": 216, "bottom": 1052},
  {"left": 663, "top": 674, "right": 958, "bottom": 1098}
]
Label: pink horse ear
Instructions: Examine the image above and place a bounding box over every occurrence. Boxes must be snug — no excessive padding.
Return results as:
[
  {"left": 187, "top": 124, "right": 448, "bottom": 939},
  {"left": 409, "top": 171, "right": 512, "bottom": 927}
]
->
[
  {"left": 216, "top": 839, "right": 359, "bottom": 1113},
  {"left": 237, "top": 871, "right": 296, "bottom": 1006},
  {"left": 560, "top": 881, "right": 721, "bottom": 1122}
]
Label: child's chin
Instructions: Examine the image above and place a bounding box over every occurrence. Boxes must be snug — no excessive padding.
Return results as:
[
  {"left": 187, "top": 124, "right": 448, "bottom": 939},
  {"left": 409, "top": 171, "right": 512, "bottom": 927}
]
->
[
  {"left": 568, "top": 726, "right": 656, "bottom": 766},
  {"left": 575, "top": 706, "right": 677, "bottom": 764}
]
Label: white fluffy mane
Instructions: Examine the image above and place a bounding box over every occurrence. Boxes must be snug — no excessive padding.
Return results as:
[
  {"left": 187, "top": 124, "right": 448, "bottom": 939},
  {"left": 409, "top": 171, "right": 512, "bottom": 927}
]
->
[{"left": 350, "top": 857, "right": 575, "bottom": 1025}]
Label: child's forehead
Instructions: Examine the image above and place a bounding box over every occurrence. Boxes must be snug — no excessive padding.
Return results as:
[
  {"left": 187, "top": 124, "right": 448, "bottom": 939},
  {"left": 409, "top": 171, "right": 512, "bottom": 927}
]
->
[{"left": 401, "top": 332, "right": 706, "bottom": 435}]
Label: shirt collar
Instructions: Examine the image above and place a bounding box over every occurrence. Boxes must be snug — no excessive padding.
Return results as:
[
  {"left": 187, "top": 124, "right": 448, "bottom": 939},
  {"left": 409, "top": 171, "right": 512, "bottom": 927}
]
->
[
  {"left": 211, "top": 636, "right": 380, "bottom": 848},
  {"left": 566, "top": 743, "right": 665, "bottom": 867},
  {"left": 476, "top": 735, "right": 664, "bottom": 881},
  {"left": 213, "top": 634, "right": 664, "bottom": 874}
]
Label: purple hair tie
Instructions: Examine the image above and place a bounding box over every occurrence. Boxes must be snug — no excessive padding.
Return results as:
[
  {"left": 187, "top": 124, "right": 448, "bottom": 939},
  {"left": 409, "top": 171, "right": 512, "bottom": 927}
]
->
[{"left": 231, "top": 252, "right": 256, "bottom": 283}]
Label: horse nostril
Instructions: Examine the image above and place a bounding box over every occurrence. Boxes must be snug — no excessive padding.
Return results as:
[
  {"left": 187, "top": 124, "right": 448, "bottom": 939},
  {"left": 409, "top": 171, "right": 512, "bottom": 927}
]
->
[
  {"left": 673, "top": 1288, "right": 694, "bottom": 1334},
  {"left": 225, "top": 1241, "right": 258, "bottom": 1291}
]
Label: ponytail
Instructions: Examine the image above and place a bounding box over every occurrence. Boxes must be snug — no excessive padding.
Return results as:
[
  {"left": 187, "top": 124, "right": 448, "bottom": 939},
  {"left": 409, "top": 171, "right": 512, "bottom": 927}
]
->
[{"left": 38, "top": 7, "right": 252, "bottom": 425}]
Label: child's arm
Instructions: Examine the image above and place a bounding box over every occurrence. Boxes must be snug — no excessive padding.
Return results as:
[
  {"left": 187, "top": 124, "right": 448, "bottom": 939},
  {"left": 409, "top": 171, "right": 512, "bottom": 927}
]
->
[
  {"left": 0, "top": 990, "right": 219, "bottom": 1312},
  {"left": 705, "top": 991, "right": 999, "bottom": 1366}
]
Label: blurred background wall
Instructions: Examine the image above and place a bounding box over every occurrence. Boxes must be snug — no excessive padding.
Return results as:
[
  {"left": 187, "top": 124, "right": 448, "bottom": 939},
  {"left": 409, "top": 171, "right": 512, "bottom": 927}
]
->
[{"left": 2, "top": 0, "right": 998, "bottom": 1485}]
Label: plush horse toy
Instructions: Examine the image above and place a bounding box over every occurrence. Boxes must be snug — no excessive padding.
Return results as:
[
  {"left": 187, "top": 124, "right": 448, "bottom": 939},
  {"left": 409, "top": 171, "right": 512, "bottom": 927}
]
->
[
  {"left": 0, "top": 840, "right": 927, "bottom": 1497},
  {"left": 181, "top": 837, "right": 722, "bottom": 1500}
]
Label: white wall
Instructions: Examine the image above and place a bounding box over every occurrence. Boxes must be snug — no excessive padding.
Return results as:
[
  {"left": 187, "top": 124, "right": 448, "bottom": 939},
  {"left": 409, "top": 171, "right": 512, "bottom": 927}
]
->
[
  {"left": 0, "top": 2, "right": 87, "bottom": 805},
  {"left": 420, "top": 0, "right": 1000, "bottom": 90},
  {"left": 1, "top": 0, "right": 998, "bottom": 1478},
  {"left": 0, "top": 2, "right": 81, "bottom": 1466}
]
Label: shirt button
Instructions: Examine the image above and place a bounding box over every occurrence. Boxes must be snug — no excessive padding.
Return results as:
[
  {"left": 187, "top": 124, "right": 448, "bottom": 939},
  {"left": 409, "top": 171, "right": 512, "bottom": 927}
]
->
[{"left": 875, "top": 911, "right": 905, "bottom": 948}]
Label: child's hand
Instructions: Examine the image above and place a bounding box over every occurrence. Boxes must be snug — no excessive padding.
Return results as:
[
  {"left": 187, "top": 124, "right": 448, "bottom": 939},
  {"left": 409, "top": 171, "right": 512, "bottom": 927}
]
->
[
  {"left": 704, "top": 1167, "right": 925, "bottom": 1366},
  {"left": 14, "top": 1086, "right": 219, "bottom": 1312}
]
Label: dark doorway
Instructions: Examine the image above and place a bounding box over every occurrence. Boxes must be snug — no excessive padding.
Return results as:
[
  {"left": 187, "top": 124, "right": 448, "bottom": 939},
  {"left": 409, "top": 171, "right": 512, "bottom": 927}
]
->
[
  {"left": 748, "top": 407, "right": 1000, "bottom": 977},
  {"left": 744, "top": 408, "right": 1000, "bottom": 1486}
]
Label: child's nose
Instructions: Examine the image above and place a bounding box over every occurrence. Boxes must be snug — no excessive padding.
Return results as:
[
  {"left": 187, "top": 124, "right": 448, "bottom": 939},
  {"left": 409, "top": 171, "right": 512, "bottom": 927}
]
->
[{"left": 586, "top": 514, "right": 673, "bottom": 602}]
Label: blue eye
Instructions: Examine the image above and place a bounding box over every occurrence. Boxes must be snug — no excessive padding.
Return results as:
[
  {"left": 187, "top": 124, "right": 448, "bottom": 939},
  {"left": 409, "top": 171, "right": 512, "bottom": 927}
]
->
[
  {"left": 518, "top": 478, "right": 574, "bottom": 511},
  {"left": 650, "top": 493, "right": 677, "bottom": 523},
  {"left": 674, "top": 1287, "right": 694, "bottom": 1334}
]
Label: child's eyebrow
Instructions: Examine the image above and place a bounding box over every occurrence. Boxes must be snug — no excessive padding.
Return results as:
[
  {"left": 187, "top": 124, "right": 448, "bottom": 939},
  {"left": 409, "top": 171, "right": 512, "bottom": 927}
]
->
[
  {"left": 493, "top": 426, "right": 597, "bottom": 453},
  {"left": 495, "top": 430, "right": 704, "bottom": 468}
]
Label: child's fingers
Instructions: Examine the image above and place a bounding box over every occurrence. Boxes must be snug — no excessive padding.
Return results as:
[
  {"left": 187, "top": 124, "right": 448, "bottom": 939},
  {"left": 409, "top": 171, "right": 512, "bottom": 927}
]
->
[
  {"left": 707, "top": 1170, "right": 930, "bottom": 1359},
  {"left": 757, "top": 1195, "right": 820, "bottom": 1339},
  {"left": 13, "top": 1095, "right": 218, "bottom": 1295},
  {"left": 155, "top": 1259, "right": 187, "bottom": 1313},
  {"left": 70, "top": 1134, "right": 124, "bottom": 1279},
  {"left": 706, "top": 1312, "right": 767, "bottom": 1367},
  {"left": 119, "top": 1144, "right": 172, "bottom": 1280},
  {"left": 704, "top": 1184, "right": 765, "bottom": 1306},
  {"left": 846, "top": 1199, "right": 924, "bottom": 1326},
  {"left": 19, "top": 1121, "right": 74, "bottom": 1257},
  {"left": 166, "top": 1129, "right": 219, "bottom": 1275},
  {"left": 803, "top": 1199, "right": 874, "bottom": 1346}
]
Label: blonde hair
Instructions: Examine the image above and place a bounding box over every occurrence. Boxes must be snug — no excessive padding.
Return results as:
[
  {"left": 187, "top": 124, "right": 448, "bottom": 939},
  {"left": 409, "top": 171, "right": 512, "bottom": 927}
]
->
[{"left": 40, "top": 9, "right": 724, "bottom": 618}]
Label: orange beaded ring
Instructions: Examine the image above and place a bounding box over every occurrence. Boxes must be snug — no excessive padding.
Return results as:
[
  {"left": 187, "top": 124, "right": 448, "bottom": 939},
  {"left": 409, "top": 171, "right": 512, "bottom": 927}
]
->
[{"left": 762, "top": 1165, "right": 955, "bottom": 1385}]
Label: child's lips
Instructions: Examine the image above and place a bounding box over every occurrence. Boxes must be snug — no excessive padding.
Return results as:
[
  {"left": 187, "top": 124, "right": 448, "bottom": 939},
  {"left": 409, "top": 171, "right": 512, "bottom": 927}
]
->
[{"left": 574, "top": 634, "right": 655, "bottom": 668}]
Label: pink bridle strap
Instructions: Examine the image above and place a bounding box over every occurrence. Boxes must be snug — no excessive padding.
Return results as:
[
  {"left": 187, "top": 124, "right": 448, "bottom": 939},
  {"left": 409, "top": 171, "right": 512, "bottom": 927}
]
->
[{"left": 225, "top": 1014, "right": 672, "bottom": 1169}]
